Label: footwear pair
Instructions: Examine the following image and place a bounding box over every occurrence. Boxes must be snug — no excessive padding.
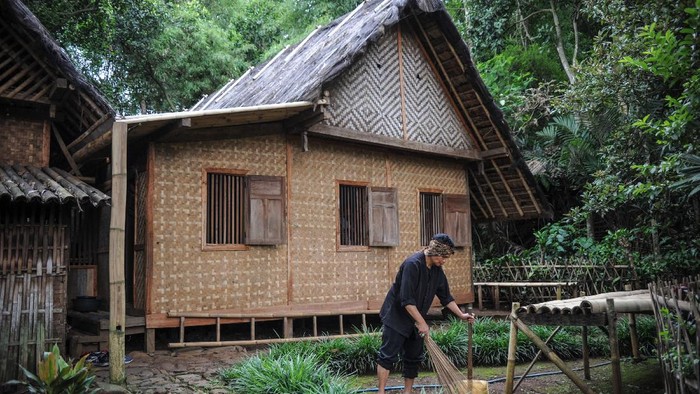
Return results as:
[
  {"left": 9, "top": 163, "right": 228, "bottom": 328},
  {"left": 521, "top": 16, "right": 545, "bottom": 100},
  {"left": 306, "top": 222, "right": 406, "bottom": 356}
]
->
[{"left": 83, "top": 351, "right": 133, "bottom": 366}]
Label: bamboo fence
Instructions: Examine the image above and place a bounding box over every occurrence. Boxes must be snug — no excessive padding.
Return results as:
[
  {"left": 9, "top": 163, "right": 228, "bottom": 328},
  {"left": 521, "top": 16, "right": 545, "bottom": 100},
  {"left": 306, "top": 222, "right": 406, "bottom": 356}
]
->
[
  {"left": 473, "top": 257, "right": 637, "bottom": 305},
  {"left": 0, "top": 223, "right": 67, "bottom": 382},
  {"left": 649, "top": 277, "right": 700, "bottom": 393}
]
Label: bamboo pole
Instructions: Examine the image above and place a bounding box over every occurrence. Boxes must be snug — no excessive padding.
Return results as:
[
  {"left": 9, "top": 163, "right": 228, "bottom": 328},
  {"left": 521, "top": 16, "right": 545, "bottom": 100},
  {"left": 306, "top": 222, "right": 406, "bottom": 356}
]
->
[
  {"left": 109, "top": 121, "right": 127, "bottom": 384},
  {"left": 514, "top": 326, "right": 562, "bottom": 392},
  {"left": 582, "top": 325, "right": 590, "bottom": 379},
  {"left": 606, "top": 299, "right": 622, "bottom": 394},
  {"left": 505, "top": 302, "right": 519, "bottom": 393},
  {"left": 512, "top": 315, "right": 595, "bottom": 394},
  {"left": 168, "top": 332, "right": 375, "bottom": 348},
  {"left": 628, "top": 312, "right": 641, "bottom": 361}
]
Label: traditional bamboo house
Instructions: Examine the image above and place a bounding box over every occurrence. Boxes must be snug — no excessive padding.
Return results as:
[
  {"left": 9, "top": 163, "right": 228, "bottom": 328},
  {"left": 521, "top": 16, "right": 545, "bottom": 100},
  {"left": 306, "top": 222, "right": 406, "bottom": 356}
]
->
[
  {"left": 72, "top": 0, "right": 549, "bottom": 353},
  {"left": 0, "top": 0, "right": 113, "bottom": 382}
]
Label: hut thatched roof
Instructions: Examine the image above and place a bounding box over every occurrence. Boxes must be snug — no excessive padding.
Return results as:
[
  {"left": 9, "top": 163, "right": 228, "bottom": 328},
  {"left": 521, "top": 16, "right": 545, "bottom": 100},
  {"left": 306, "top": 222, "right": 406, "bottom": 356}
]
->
[
  {"left": 0, "top": 0, "right": 114, "bottom": 156},
  {"left": 190, "top": 0, "right": 550, "bottom": 221}
]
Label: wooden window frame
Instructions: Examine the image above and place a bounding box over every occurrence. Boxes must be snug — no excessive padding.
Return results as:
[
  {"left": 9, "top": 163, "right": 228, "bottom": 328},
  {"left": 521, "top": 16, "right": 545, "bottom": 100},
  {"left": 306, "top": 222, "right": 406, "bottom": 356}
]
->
[
  {"left": 336, "top": 180, "right": 370, "bottom": 252},
  {"left": 202, "top": 168, "right": 249, "bottom": 251},
  {"left": 418, "top": 189, "right": 444, "bottom": 247},
  {"left": 418, "top": 189, "right": 470, "bottom": 248}
]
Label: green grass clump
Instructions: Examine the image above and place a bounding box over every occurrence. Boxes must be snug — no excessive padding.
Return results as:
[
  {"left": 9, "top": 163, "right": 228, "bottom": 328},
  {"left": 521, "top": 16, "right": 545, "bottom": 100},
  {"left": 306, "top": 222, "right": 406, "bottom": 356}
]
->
[{"left": 218, "top": 351, "right": 356, "bottom": 394}]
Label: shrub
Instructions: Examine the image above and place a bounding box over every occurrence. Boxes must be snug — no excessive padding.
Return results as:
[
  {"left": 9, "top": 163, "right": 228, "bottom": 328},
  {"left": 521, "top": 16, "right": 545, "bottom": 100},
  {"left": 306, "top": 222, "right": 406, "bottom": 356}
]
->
[
  {"left": 8, "top": 344, "right": 99, "bottom": 394},
  {"left": 219, "top": 352, "right": 356, "bottom": 394}
]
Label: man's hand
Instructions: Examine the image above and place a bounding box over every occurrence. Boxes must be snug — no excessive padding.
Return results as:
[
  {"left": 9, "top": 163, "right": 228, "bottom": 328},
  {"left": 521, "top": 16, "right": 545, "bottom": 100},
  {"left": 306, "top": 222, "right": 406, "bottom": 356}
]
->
[
  {"left": 461, "top": 312, "right": 476, "bottom": 323},
  {"left": 415, "top": 321, "right": 430, "bottom": 337}
]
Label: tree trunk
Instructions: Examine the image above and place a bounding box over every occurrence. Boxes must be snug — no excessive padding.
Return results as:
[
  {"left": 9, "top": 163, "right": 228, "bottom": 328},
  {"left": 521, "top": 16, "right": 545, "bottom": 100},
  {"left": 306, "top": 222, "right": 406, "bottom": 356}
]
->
[
  {"left": 586, "top": 212, "right": 595, "bottom": 239},
  {"left": 549, "top": 0, "right": 575, "bottom": 84},
  {"left": 651, "top": 217, "right": 660, "bottom": 258}
]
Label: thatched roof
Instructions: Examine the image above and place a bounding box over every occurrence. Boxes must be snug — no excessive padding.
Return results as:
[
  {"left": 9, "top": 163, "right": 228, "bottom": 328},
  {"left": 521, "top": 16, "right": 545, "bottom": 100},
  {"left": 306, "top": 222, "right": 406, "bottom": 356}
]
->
[
  {"left": 0, "top": 164, "right": 110, "bottom": 208},
  {"left": 0, "top": 0, "right": 114, "bottom": 153},
  {"left": 192, "top": 0, "right": 442, "bottom": 109},
  {"left": 191, "top": 0, "right": 550, "bottom": 221}
]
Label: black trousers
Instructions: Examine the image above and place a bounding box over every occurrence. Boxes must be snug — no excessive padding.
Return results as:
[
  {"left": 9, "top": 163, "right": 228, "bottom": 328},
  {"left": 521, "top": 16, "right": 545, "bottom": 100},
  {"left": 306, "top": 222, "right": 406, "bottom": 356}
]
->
[{"left": 376, "top": 325, "right": 425, "bottom": 378}]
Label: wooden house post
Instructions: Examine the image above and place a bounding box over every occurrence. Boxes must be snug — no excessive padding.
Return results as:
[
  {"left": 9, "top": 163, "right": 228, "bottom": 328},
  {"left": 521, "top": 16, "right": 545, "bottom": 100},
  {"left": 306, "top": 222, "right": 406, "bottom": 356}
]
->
[{"left": 109, "top": 122, "right": 127, "bottom": 384}]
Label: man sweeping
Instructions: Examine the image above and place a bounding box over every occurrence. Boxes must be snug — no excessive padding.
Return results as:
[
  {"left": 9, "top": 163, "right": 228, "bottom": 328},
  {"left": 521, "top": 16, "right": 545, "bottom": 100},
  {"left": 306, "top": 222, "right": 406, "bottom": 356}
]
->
[{"left": 376, "top": 233, "right": 475, "bottom": 394}]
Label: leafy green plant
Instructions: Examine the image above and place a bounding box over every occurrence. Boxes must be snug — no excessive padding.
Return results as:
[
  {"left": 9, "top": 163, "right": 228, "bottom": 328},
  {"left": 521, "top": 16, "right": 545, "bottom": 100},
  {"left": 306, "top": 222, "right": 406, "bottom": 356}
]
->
[
  {"left": 8, "top": 344, "right": 99, "bottom": 394},
  {"left": 218, "top": 351, "right": 356, "bottom": 394}
]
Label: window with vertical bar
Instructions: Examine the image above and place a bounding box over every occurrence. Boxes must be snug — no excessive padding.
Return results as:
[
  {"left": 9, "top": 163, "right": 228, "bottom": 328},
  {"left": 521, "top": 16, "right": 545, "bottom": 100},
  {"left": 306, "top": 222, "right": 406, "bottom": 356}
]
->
[
  {"left": 339, "top": 184, "right": 368, "bottom": 246},
  {"left": 420, "top": 192, "right": 443, "bottom": 246},
  {"left": 206, "top": 172, "right": 245, "bottom": 245}
]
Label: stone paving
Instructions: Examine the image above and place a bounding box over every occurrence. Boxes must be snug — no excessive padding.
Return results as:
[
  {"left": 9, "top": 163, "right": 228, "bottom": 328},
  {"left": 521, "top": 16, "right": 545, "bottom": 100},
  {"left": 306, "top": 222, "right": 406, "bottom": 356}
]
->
[{"left": 94, "top": 346, "right": 250, "bottom": 394}]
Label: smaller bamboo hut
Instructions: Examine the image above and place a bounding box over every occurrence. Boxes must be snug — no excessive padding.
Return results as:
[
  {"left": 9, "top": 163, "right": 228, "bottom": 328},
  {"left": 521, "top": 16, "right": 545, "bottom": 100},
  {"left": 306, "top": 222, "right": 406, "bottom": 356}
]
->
[{"left": 0, "top": 0, "right": 113, "bottom": 383}]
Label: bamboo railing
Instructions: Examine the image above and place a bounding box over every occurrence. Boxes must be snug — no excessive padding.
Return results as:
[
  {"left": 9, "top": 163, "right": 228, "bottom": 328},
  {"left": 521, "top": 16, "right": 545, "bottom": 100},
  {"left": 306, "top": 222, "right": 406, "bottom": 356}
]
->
[
  {"left": 649, "top": 277, "right": 700, "bottom": 393},
  {"left": 473, "top": 257, "right": 637, "bottom": 305}
]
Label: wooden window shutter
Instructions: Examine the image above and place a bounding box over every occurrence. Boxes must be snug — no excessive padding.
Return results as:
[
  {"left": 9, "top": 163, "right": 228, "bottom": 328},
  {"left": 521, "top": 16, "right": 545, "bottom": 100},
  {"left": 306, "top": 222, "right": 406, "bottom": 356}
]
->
[
  {"left": 443, "top": 194, "right": 469, "bottom": 247},
  {"left": 245, "top": 176, "right": 286, "bottom": 245},
  {"left": 369, "top": 187, "right": 399, "bottom": 247}
]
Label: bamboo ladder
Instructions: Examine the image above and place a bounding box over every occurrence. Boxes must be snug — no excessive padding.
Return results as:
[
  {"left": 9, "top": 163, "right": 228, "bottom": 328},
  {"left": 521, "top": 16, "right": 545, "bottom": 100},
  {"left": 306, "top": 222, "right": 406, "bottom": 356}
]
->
[{"left": 167, "top": 310, "right": 381, "bottom": 348}]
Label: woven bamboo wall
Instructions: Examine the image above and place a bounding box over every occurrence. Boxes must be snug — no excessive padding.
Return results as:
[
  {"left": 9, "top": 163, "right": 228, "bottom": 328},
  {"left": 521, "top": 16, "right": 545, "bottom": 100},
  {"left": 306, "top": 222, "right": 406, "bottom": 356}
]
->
[
  {"left": 151, "top": 135, "right": 289, "bottom": 314},
  {"left": 289, "top": 136, "right": 471, "bottom": 305},
  {"left": 0, "top": 117, "right": 48, "bottom": 167},
  {"left": 150, "top": 133, "right": 472, "bottom": 315},
  {"left": 324, "top": 24, "right": 471, "bottom": 151}
]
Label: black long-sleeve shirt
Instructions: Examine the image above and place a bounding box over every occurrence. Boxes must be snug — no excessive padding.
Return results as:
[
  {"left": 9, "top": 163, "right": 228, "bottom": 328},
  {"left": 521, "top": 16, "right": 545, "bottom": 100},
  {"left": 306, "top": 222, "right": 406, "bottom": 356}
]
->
[{"left": 379, "top": 251, "right": 455, "bottom": 337}]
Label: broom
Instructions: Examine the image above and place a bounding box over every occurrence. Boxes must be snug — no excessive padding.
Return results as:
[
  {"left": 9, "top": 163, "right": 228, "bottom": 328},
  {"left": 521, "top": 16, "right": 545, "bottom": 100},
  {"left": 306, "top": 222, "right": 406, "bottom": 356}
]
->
[{"left": 424, "top": 328, "right": 489, "bottom": 394}]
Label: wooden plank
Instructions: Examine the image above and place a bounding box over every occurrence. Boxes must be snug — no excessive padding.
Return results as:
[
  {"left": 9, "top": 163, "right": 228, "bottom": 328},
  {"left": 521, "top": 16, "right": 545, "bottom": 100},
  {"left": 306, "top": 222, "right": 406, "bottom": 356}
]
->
[
  {"left": 285, "top": 136, "right": 294, "bottom": 305},
  {"left": 51, "top": 122, "right": 82, "bottom": 176},
  {"left": 397, "top": 23, "right": 408, "bottom": 140},
  {"left": 474, "top": 281, "right": 577, "bottom": 287},
  {"left": 169, "top": 332, "right": 377, "bottom": 348},
  {"left": 307, "top": 123, "right": 481, "bottom": 160},
  {"left": 0, "top": 277, "right": 11, "bottom": 381}
]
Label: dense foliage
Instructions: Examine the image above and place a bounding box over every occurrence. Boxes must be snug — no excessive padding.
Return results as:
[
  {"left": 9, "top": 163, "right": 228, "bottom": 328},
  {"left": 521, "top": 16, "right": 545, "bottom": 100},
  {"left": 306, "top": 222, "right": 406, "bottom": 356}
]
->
[
  {"left": 462, "top": 0, "right": 700, "bottom": 282},
  {"left": 26, "top": 0, "right": 700, "bottom": 281},
  {"left": 25, "top": 0, "right": 359, "bottom": 114}
]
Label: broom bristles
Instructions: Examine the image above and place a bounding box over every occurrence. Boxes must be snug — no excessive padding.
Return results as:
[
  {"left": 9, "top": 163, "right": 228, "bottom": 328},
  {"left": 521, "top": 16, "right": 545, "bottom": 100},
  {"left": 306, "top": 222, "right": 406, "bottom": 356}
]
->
[{"left": 424, "top": 335, "right": 472, "bottom": 394}]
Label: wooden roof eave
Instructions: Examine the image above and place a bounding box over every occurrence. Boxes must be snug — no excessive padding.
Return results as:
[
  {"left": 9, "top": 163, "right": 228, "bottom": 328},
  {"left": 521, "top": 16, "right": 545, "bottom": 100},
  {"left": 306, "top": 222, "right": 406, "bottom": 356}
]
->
[
  {"left": 413, "top": 9, "right": 550, "bottom": 220},
  {"left": 71, "top": 101, "right": 317, "bottom": 164},
  {"left": 307, "top": 123, "right": 482, "bottom": 161}
]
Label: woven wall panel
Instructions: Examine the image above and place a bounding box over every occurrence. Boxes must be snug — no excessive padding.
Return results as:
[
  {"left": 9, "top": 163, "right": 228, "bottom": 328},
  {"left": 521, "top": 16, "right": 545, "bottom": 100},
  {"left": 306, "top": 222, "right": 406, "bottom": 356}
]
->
[
  {"left": 324, "top": 25, "right": 471, "bottom": 152},
  {"left": 151, "top": 135, "right": 289, "bottom": 314},
  {"left": 151, "top": 134, "right": 472, "bottom": 313},
  {"left": 289, "top": 139, "right": 392, "bottom": 304},
  {"left": 0, "top": 117, "right": 47, "bottom": 166},
  {"left": 289, "top": 137, "right": 472, "bottom": 304},
  {"left": 402, "top": 28, "right": 470, "bottom": 150},
  {"left": 133, "top": 171, "right": 147, "bottom": 310},
  {"left": 324, "top": 28, "right": 403, "bottom": 138}
]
